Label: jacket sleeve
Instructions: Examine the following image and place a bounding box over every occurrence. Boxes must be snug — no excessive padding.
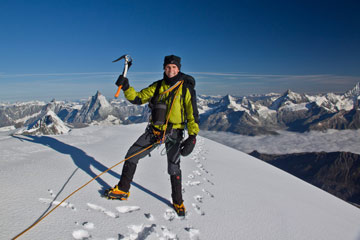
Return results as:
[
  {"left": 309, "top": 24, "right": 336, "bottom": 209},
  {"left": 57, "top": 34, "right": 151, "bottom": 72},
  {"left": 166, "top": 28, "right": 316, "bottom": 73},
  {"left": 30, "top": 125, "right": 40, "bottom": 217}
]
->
[
  {"left": 123, "top": 82, "right": 157, "bottom": 105},
  {"left": 184, "top": 87, "right": 200, "bottom": 135}
]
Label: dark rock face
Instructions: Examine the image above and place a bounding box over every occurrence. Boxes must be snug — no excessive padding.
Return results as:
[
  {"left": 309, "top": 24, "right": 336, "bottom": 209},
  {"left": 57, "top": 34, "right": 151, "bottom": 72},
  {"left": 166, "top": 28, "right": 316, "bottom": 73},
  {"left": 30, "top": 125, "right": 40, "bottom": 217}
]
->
[{"left": 249, "top": 151, "right": 360, "bottom": 206}]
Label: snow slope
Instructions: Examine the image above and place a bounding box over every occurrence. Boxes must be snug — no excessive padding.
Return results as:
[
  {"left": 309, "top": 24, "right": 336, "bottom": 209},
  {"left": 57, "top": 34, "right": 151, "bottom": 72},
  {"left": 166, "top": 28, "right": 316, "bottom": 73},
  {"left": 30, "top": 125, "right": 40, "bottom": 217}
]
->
[{"left": 1, "top": 123, "right": 360, "bottom": 240}]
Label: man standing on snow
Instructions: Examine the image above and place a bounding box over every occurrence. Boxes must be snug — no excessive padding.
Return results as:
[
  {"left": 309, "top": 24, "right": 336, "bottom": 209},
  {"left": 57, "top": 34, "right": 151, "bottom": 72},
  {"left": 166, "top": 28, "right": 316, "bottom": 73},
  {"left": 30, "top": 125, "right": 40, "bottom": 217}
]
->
[{"left": 105, "top": 55, "right": 199, "bottom": 216}]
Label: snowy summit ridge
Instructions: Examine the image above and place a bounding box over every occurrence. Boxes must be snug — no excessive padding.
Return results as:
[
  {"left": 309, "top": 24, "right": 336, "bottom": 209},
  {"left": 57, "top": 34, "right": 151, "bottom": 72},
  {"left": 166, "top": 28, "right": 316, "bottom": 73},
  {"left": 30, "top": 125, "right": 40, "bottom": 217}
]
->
[{"left": 1, "top": 124, "right": 360, "bottom": 239}]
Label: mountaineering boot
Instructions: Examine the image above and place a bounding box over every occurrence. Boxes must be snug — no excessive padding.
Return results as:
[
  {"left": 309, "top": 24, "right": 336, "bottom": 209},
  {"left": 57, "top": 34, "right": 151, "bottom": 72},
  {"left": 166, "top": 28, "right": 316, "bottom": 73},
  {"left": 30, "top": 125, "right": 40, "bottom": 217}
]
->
[
  {"left": 104, "top": 185, "right": 130, "bottom": 200},
  {"left": 173, "top": 202, "right": 186, "bottom": 216}
]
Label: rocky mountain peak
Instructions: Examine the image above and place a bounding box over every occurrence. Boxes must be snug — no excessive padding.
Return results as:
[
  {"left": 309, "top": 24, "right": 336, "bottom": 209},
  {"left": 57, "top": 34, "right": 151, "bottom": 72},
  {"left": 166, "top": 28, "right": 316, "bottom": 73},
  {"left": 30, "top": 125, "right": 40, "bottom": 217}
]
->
[
  {"left": 220, "top": 94, "right": 234, "bottom": 105},
  {"left": 73, "top": 91, "right": 113, "bottom": 123},
  {"left": 17, "top": 110, "right": 70, "bottom": 135},
  {"left": 240, "top": 96, "right": 250, "bottom": 105},
  {"left": 344, "top": 82, "right": 360, "bottom": 98},
  {"left": 91, "top": 91, "right": 111, "bottom": 108},
  {"left": 218, "top": 94, "right": 248, "bottom": 112},
  {"left": 270, "top": 89, "right": 307, "bottom": 110},
  {"left": 283, "top": 89, "right": 304, "bottom": 101}
]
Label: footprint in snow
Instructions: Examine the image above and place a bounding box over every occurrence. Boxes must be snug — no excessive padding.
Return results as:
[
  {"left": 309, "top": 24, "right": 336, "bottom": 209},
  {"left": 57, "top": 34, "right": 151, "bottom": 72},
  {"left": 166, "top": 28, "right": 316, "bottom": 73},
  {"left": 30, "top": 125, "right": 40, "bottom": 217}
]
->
[
  {"left": 192, "top": 203, "right": 205, "bottom": 216},
  {"left": 197, "top": 164, "right": 209, "bottom": 174},
  {"left": 164, "top": 209, "right": 176, "bottom": 221},
  {"left": 185, "top": 181, "right": 201, "bottom": 186},
  {"left": 185, "top": 227, "right": 201, "bottom": 240},
  {"left": 161, "top": 226, "right": 178, "bottom": 240},
  {"left": 126, "top": 224, "right": 156, "bottom": 240},
  {"left": 105, "top": 234, "right": 124, "bottom": 240},
  {"left": 48, "top": 189, "right": 55, "bottom": 197},
  {"left": 193, "top": 170, "right": 202, "bottom": 176},
  {"left": 188, "top": 174, "right": 195, "bottom": 179},
  {"left": 202, "top": 189, "right": 215, "bottom": 198},
  {"left": 144, "top": 213, "right": 155, "bottom": 221},
  {"left": 194, "top": 195, "right": 203, "bottom": 203},
  {"left": 203, "top": 177, "right": 215, "bottom": 185},
  {"left": 87, "top": 203, "right": 118, "bottom": 218},
  {"left": 116, "top": 206, "right": 140, "bottom": 214},
  {"left": 39, "top": 198, "right": 76, "bottom": 211},
  {"left": 82, "top": 222, "right": 95, "bottom": 230},
  {"left": 72, "top": 229, "right": 91, "bottom": 240}
]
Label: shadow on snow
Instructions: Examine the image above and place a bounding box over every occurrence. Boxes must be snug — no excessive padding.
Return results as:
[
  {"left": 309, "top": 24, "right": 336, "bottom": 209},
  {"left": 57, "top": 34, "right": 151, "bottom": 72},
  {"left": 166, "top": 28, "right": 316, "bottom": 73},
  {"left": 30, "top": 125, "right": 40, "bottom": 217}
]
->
[{"left": 12, "top": 135, "right": 172, "bottom": 207}]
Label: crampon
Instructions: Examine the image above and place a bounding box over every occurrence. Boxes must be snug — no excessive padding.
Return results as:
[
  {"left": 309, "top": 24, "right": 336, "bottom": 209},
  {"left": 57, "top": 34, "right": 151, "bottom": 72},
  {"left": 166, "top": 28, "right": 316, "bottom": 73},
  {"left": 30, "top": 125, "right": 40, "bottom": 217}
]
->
[
  {"left": 173, "top": 202, "right": 186, "bottom": 216},
  {"left": 103, "top": 185, "right": 130, "bottom": 200}
]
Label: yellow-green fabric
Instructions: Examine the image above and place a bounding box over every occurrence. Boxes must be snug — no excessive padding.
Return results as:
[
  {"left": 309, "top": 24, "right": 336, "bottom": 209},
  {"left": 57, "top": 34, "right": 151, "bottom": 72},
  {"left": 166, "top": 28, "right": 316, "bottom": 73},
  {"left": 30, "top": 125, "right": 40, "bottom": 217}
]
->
[{"left": 124, "top": 80, "right": 200, "bottom": 135}]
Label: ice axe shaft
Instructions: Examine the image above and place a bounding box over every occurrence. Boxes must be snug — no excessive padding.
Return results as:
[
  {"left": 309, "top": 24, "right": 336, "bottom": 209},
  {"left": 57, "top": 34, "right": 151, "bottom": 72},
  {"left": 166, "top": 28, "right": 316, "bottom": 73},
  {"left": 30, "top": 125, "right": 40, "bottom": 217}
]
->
[
  {"left": 114, "top": 85, "right": 123, "bottom": 98},
  {"left": 113, "top": 55, "right": 132, "bottom": 98}
]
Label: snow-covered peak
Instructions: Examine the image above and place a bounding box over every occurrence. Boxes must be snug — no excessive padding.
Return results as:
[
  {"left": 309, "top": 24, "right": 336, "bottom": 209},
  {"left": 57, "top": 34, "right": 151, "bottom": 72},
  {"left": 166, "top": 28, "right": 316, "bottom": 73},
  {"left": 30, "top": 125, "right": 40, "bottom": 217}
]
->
[
  {"left": 344, "top": 82, "right": 360, "bottom": 98},
  {"left": 219, "top": 94, "right": 248, "bottom": 112},
  {"left": 94, "top": 91, "right": 112, "bottom": 109},
  {"left": 16, "top": 110, "right": 70, "bottom": 135},
  {"left": 73, "top": 91, "right": 113, "bottom": 123},
  {"left": 307, "top": 92, "right": 354, "bottom": 112},
  {"left": 270, "top": 89, "right": 308, "bottom": 110},
  {"left": 240, "top": 96, "right": 249, "bottom": 105},
  {"left": 283, "top": 89, "right": 305, "bottom": 102},
  {"left": 219, "top": 94, "right": 234, "bottom": 105}
]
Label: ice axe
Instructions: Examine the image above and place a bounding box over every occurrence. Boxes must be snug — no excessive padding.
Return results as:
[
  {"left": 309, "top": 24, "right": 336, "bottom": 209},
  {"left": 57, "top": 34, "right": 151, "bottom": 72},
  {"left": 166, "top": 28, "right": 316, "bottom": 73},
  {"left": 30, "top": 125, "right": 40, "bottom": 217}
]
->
[{"left": 113, "top": 54, "right": 133, "bottom": 98}]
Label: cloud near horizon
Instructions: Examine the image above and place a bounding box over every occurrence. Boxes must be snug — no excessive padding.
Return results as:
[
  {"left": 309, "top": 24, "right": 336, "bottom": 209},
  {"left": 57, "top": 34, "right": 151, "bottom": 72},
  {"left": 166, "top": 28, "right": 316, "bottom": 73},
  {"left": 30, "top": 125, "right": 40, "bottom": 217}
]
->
[{"left": 200, "top": 129, "right": 360, "bottom": 155}]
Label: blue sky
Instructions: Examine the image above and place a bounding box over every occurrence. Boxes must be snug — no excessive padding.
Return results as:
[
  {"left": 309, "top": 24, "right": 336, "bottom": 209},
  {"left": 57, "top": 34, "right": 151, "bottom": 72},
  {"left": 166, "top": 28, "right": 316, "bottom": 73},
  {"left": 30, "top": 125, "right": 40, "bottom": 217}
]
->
[{"left": 1, "top": 0, "right": 360, "bottom": 102}]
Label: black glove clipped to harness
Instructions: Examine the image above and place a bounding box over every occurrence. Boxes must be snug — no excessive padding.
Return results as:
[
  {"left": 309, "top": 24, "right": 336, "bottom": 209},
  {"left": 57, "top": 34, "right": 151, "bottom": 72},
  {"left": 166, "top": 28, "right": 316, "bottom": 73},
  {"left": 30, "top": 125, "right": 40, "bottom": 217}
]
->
[
  {"left": 115, "top": 75, "right": 130, "bottom": 91},
  {"left": 180, "top": 135, "right": 196, "bottom": 156}
]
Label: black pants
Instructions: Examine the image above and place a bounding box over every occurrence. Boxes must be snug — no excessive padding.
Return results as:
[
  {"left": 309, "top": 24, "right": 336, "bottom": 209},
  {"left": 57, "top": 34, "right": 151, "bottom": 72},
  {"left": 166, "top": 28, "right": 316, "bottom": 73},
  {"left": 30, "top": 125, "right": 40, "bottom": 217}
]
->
[{"left": 118, "top": 126, "right": 184, "bottom": 204}]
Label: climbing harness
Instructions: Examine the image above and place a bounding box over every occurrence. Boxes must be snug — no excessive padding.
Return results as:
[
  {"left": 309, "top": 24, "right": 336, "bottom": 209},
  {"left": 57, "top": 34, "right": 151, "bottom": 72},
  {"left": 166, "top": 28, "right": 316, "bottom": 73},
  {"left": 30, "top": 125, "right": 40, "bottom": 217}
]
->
[
  {"left": 159, "top": 81, "right": 183, "bottom": 143},
  {"left": 149, "top": 80, "right": 183, "bottom": 126}
]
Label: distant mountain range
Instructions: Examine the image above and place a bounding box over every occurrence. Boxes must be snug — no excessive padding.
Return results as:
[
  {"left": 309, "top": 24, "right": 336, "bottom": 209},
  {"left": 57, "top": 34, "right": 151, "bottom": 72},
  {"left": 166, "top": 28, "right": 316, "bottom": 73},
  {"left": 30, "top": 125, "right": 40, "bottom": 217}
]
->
[
  {"left": 0, "top": 91, "right": 148, "bottom": 134},
  {"left": 1, "top": 83, "right": 359, "bottom": 135},
  {"left": 198, "top": 82, "right": 360, "bottom": 135}
]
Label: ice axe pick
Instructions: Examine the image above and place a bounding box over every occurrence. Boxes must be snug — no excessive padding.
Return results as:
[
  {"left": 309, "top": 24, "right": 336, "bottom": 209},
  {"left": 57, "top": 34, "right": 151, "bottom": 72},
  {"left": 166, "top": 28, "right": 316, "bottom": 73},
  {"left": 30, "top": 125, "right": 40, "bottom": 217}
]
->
[{"left": 113, "top": 54, "right": 133, "bottom": 98}]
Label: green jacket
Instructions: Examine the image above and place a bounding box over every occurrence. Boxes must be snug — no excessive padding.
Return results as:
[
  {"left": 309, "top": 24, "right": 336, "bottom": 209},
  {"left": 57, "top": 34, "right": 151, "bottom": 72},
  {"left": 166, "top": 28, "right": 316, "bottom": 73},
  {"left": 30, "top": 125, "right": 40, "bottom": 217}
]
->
[{"left": 124, "top": 73, "right": 200, "bottom": 136}]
